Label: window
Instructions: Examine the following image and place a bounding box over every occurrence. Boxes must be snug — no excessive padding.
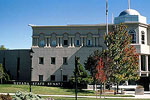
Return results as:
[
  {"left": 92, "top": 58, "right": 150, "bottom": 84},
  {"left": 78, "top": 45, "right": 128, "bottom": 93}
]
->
[
  {"left": 63, "top": 75, "right": 68, "bottom": 81},
  {"left": 64, "top": 40, "right": 68, "bottom": 46},
  {"left": 76, "top": 40, "right": 80, "bottom": 46},
  {"left": 51, "top": 40, "right": 56, "bottom": 46},
  {"left": 63, "top": 57, "right": 68, "bottom": 65},
  {"left": 87, "top": 40, "right": 92, "bottom": 46},
  {"left": 51, "top": 57, "right": 56, "bottom": 64},
  {"left": 39, "top": 75, "right": 43, "bottom": 81},
  {"left": 39, "top": 57, "right": 44, "bottom": 64},
  {"left": 141, "top": 31, "right": 145, "bottom": 44},
  {"left": 51, "top": 75, "right": 55, "bottom": 81},
  {"left": 129, "top": 30, "right": 136, "bottom": 43},
  {"left": 141, "top": 55, "right": 146, "bottom": 71},
  {"left": 39, "top": 40, "right": 45, "bottom": 47}
]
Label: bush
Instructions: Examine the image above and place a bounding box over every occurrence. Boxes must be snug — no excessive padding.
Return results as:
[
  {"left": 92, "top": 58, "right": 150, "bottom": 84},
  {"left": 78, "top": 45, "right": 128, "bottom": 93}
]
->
[
  {"left": 0, "top": 94, "right": 12, "bottom": 100},
  {"left": 12, "top": 91, "right": 44, "bottom": 100}
]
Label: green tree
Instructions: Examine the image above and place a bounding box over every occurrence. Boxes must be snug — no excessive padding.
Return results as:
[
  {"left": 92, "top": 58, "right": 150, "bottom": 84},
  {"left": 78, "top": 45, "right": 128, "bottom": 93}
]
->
[
  {"left": 84, "top": 50, "right": 101, "bottom": 90},
  {"left": 0, "top": 45, "right": 6, "bottom": 50},
  {"left": 0, "top": 64, "right": 5, "bottom": 83},
  {"left": 103, "top": 24, "right": 139, "bottom": 93},
  {"left": 0, "top": 64, "right": 10, "bottom": 84},
  {"left": 69, "top": 59, "right": 92, "bottom": 89}
]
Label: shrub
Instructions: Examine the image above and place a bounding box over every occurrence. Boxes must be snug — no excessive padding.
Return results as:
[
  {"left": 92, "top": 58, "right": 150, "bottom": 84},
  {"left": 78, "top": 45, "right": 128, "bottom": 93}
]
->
[
  {"left": 0, "top": 94, "right": 12, "bottom": 100},
  {"left": 12, "top": 91, "right": 44, "bottom": 100}
]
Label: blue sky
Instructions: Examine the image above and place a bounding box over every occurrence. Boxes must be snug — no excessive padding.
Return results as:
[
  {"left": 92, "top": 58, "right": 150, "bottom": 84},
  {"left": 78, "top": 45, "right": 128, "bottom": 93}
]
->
[{"left": 0, "top": 0, "right": 150, "bottom": 49}]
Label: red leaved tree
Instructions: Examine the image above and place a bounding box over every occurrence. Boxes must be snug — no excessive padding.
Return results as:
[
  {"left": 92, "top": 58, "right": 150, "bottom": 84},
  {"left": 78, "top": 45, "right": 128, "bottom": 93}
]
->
[{"left": 95, "top": 58, "right": 106, "bottom": 83}]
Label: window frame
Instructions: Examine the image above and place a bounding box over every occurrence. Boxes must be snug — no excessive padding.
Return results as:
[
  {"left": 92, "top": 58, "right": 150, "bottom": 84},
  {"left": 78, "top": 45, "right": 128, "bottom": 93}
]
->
[
  {"left": 51, "top": 57, "right": 56, "bottom": 64},
  {"left": 64, "top": 40, "right": 68, "bottom": 46},
  {"left": 63, "top": 75, "right": 68, "bottom": 81},
  {"left": 63, "top": 57, "right": 68, "bottom": 65},
  {"left": 51, "top": 75, "right": 55, "bottom": 81},
  {"left": 39, "top": 75, "right": 43, "bottom": 81},
  {"left": 39, "top": 57, "right": 44, "bottom": 64}
]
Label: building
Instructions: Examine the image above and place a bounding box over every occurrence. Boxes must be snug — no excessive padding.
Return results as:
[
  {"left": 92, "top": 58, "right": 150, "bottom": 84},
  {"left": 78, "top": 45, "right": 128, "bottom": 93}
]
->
[{"left": 0, "top": 5, "right": 150, "bottom": 90}]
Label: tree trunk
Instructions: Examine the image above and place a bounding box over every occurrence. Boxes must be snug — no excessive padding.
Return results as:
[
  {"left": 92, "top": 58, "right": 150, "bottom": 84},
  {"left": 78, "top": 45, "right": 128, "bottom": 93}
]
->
[
  {"left": 93, "top": 78, "right": 96, "bottom": 91},
  {"left": 117, "top": 82, "right": 119, "bottom": 94},
  {"left": 114, "top": 83, "right": 116, "bottom": 95},
  {"left": 1, "top": 79, "right": 2, "bottom": 84},
  {"left": 100, "top": 83, "right": 102, "bottom": 98}
]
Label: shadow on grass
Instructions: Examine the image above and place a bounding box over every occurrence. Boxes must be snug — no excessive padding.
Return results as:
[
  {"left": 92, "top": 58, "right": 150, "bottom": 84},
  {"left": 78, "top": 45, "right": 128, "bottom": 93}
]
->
[{"left": 65, "top": 89, "right": 95, "bottom": 94}]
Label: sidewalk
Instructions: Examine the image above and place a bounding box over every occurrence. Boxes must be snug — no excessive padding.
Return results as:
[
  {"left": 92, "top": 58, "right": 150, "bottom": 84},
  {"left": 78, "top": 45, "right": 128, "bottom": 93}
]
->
[{"left": 1, "top": 92, "right": 150, "bottom": 99}]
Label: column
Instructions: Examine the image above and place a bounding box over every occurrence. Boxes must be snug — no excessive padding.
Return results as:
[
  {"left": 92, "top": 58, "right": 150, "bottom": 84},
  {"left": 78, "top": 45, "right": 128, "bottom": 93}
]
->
[
  {"left": 49, "top": 37, "right": 51, "bottom": 47},
  {"left": 93, "top": 37, "right": 95, "bottom": 47},
  {"left": 146, "top": 55, "right": 148, "bottom": 76},
  {"left": 139, "top": 55, "right": 141, "bottom": 76},
  {"left": 45, "top": 38, "right": 47, "bottom": 47},
  {"left": 72, "top": 37, "right": 75, "bottom": 47},
  {"left": 68, "top": 37, "right": 71, "bottom": 47},
  {"left": 60, "top": 37, "right": 63, "bottom": 47},
  {"left": 81, "top": 37, "right": 83, "bottom": 46},
  {"left": 84, "top": 37, "right": 86, "bottom": 46},
  {"left": 56, "top": 37, "right": 59, "bottom": 47}
]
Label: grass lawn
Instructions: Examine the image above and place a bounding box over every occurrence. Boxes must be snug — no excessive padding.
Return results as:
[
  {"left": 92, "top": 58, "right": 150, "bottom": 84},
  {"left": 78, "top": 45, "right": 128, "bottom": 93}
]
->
[
  {"left": 50, "top": 97, "right": 150, "bottom": 100},
  {"left": 0, "top": 84, "right": 132, "bottom": 97}
]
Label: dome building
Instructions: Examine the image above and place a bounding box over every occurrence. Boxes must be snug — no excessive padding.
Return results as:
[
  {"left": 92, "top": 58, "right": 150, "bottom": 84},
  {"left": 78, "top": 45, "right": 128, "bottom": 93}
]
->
[{"left": 114, "top": 9, "right": 147, "bottom": 24}]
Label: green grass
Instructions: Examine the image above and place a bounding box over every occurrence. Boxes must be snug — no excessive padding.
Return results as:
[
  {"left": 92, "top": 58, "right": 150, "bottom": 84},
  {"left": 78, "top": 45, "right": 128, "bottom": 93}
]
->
[
  {"left": 0, "top": 84, "right": 132, "bottom": 97},
  {"left": 51, "top": 97, "right": 150, "bottom": 100}
]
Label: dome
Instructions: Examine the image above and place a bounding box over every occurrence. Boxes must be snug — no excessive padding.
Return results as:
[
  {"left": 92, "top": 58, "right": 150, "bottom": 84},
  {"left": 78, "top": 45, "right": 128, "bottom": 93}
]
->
[{"left": 119, "top": 9, "right": 140, "bottom": 16}]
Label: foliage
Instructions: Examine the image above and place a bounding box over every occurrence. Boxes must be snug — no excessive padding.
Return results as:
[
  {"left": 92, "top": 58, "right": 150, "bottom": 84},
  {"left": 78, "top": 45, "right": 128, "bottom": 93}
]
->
[
  {"left": 0, "top": 94, "right": 12, "bottom": 100},
  {"left": 84, "top": 50, "right": 101, "bottom": 81},
  {"left": 103, "top": 24, "right": 139, "bottom": 83},
  {"left": 0, "top": 45, "right": 6, "bottom": 50},
  {"left": 13, "top": 91, "right": 44, "bottom": 100},
  {"left": 69, "top": 60, "right": 92, "bottom": 88},
  {"left": 95, "top": 58, "right": 106, "bottom": 83},
  {"left": 0, "top": 64, "right": 10, "bottom": 83},
  {"left": 0, "top": 64, "right": 5, "bottom": 80}
]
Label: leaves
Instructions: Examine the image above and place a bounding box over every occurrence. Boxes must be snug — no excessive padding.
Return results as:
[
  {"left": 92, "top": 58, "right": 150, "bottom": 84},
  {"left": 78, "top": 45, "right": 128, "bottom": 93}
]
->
[
  {"left": 103, "top": 24, "right": 139, "bottom": 83},
  {"left": 95, "top": 58, "right": 106, "bottom": 83}
]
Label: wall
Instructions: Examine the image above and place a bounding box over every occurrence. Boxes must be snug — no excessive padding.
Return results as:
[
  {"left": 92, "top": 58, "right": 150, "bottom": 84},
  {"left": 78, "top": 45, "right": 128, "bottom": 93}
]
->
[{"left": 0, "top": 50, "right": 31, "bottom": 81}]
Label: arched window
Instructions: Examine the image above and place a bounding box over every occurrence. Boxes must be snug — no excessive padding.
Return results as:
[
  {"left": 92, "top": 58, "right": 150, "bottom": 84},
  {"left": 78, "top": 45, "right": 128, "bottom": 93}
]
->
[
  {"left": 51, "top": 33, "right": 56, "bottom": 47},
  {"left": 141, "top": 31, "right": 145, "bottom": 44},
  {"left": 39, "top": 33, "right": 45, "bottom": 47},
  {"left": 128, "top": 30, "right": 136, "bottom": 43}
]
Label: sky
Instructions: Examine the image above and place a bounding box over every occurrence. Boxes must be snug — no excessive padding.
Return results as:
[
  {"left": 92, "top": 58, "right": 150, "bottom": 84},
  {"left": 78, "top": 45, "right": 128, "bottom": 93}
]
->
[{"left": 0, "top": 0, "right": 150, "bottom": 49}]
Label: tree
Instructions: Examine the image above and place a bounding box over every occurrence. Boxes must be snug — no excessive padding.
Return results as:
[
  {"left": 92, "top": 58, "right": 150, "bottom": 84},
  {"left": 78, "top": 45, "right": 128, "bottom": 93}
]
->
[
  {"left": 0, "top": 64, "right": 10, "bottom": 84},
  {"left": 84, "top": 50, "right": 101, "bottom": 90},
  {"left": 95, "top": 58, "right": 106, "bottom": 84},
  {"left": 95, "top": 58, "right": 106, "bottom": 98},
  {"left": 0, "top": 64, "right": 5, "bottom": 83},
  {"left": 69, "top": 59, "right": 92, "bottom": 89},
  {"left": 103, "top": 24, "right": 139, "bottom": 93},
  {"left": 0, "top": 45, "right": 6, "bottom": 50}
]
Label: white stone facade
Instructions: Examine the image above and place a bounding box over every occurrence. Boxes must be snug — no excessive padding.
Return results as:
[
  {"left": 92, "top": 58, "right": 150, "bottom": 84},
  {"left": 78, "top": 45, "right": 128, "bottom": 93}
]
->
[{"left": 30, "top": 8, "right": 150, "bottom": 82}]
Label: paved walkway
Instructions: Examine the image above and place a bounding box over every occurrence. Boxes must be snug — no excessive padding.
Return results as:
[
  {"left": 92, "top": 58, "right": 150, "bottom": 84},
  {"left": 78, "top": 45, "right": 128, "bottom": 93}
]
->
[{"left": 1, "top": 92, "right": 150, "bottom": 99}]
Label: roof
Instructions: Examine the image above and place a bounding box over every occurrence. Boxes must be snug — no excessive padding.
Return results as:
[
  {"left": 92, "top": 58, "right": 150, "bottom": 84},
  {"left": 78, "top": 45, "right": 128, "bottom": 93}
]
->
[{"left": 119, "top": 9, "right": 140, "bottom": 16}]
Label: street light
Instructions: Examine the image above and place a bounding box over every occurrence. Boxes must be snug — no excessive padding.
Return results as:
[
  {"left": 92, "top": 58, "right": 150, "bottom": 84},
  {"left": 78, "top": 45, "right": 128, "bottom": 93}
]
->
[
  {"left": 60, "top": 68, "right": 63, "bottom": 82},
  {"left": 29, "top": 49, "right": 34, "bottom": 93}
]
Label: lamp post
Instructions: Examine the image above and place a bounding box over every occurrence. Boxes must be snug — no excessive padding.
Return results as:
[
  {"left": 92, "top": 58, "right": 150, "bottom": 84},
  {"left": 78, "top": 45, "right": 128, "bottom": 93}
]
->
[
  {"left": 75, "top": 56, "right": 79, "bottom": 100},
  {"left": 60, "top": 68, "right": 63, "bottom": 82},
  {"left": 29, "top": 49, "right": 34, "bottom": 93}
]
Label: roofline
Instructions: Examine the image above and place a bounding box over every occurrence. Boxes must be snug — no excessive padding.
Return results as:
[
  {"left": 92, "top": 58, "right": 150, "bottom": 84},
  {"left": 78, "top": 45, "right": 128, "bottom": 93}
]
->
[{"left": 28, "top": 24, "right": 114, "bottom": 28}]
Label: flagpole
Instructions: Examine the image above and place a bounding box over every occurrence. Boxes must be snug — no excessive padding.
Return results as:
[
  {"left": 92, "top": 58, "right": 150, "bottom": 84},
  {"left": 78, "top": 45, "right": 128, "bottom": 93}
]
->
[{"left": 106, "top": 0, "right": 108, "bottom": 34}]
